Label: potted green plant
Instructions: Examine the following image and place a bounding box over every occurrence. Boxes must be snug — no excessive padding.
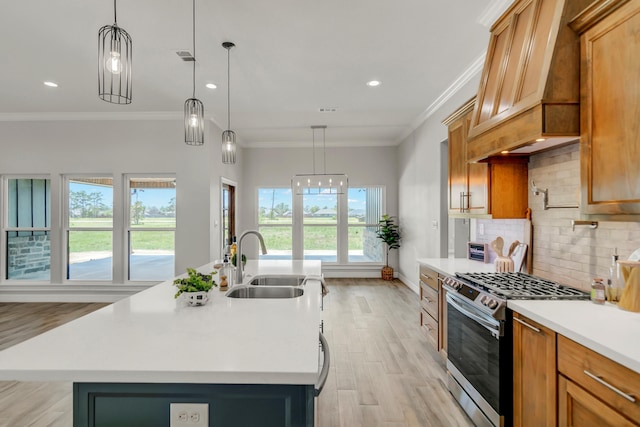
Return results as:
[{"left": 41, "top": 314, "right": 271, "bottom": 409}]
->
[
  {"left": 173, "top": 268, "right": 218, "bottom": 306},
  {"left": 376, "top": 214, "right": 401, "bottom": 280}
]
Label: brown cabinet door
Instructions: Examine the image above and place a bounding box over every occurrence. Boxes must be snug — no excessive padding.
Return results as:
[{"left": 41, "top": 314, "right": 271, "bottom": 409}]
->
[
  {"left": 512, "top": 313, "right": 557, "bottom": 427},
  {"left": 448, "top": 115, "right": 469, "bottom": 213},
  {"left": 558, "top": 375, "right": 639, "bottom": 427},
  {"left": 580, "top": 0, "right": 640, "bottom": 216}
]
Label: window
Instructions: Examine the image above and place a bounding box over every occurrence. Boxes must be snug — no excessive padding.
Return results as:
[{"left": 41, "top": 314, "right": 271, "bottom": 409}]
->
[
  {"left": 255, "top": 185, "right": 385, "bottom": 265},
  {"left": 5, "top": 178, "right": 51, "bottom": 280},
  {"left": 303, "top": 193, "right": 337, "bottom": 262},
  {"left": 257, "top": 188, "right": 292, "bottom": 260},
  {"left": 347, "top": 187, "right": 383, "bottom": 263},
  {"left": 127, "top": 177, "right": 176, "bottom": 281},
  {"left": 66, "top": 177, "right": 113, "bottom": 281}
]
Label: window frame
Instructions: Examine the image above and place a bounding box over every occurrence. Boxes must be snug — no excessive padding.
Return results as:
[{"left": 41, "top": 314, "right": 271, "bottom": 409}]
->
[
  {"left": 254, "top": 185, "right": 386, "bottom": 265},
  {"left": 64, "top": 174, "right": 115, "bottom": 282},
  {"left": 257, "top": 187, "right": 294, "bottom": 260},
  {"left": 124, "top": 174, "right": 177, "bottom": 282},
  {"left": 346, "top": 186, "right": 385, "bottom": 265}
]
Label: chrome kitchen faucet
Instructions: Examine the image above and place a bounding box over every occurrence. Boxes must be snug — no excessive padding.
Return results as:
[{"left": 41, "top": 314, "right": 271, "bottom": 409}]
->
[{"left": 236, "top": 230, "right": 268, "bottom": 284}]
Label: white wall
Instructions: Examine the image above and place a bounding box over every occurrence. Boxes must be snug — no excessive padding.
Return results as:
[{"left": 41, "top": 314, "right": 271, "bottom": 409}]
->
[
  {"left": 0, "top": 118, "right": 242, "bottom": 301},
  {"left": 241, "top": 145, "right": 398, "bottom": 275},
  {"left": 396, "top": 79, "right": 480, "bottom": 291}
]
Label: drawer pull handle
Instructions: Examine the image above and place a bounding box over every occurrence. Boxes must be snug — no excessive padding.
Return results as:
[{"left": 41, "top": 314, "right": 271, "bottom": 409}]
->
[
  {"left": 583, "top": 370, "right": 636, "bottom": 403},
  {"left": 514, "top": 317, "right": 541, "bottom": 333}
]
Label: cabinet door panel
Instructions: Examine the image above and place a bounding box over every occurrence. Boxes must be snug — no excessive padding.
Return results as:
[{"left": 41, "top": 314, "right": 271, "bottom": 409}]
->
[
  {"left": 558, "top": 375, "right": 638, "bottom": 427},
  {"left": 468, "top": 162, "right": 489, "bottom": 213},
  {"left": 478, "top": 26, "right": 510, "bottom": 123},
  {"left": 448, "top": 119, "right": 467, "bottom": 212},
  {"left": 580, "top": 0, "right": 640, "bottom": 215},
  {"left": 513, "top": 313, "right": 556, "bottom": 427},
  {"left": 497, "top": 0, "right": 535, "bottom": 114}
]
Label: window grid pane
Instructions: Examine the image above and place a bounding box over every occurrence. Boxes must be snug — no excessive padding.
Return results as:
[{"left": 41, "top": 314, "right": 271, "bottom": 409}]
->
[
  {"left": 6, "top": 178, "right": 51, "bottom": 280},
  {"left": 67, "top": 230, "right": 112, "bottom": 280},
  {"left": 129, "top": 230, "right": 175, "bottom": 281}
]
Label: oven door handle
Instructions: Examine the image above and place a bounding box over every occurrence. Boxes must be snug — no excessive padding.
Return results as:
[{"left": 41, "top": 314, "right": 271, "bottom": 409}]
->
[{"left": 446, "top": 293, "right": 501, "bottom": 336}]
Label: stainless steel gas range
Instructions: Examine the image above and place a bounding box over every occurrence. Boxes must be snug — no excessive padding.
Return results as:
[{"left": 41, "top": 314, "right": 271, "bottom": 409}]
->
[{"left": 442, "top": 272, "right": 588, "bottom": 427}]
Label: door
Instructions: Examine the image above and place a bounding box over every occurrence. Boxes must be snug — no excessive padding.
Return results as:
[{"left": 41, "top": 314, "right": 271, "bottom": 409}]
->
[{"left": 222, "top": 182, "right": 236, "bottom": 253}]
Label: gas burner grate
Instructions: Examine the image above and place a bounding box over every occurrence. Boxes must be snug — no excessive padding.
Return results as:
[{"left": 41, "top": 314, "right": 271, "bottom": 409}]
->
[{"left": 455, "top": 272, "right": 589, "bottom": 300}]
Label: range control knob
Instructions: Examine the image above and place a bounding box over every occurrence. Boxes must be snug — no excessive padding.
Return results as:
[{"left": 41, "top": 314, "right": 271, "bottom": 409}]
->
[
  {"left": 480, "top": 295, "right": 488, "bottom": 305},
  {"left": 487, "top": 299, "right": 498, "bottom": 309}
]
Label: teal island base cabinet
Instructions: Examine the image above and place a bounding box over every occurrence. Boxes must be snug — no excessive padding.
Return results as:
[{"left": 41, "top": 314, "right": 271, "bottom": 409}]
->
[{"left": 73, "top": 382, "right": 315, "bottom": 427}]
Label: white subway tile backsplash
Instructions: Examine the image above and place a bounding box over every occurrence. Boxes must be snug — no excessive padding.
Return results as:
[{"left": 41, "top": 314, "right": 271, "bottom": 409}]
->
[{"left": 476, "top": 142, "right": 640, "bottom": 288}]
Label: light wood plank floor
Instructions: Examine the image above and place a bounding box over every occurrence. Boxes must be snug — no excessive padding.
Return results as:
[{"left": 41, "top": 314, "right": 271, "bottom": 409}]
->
[{"left": 0, "top": 280, "right": 473, "bottom": 427}]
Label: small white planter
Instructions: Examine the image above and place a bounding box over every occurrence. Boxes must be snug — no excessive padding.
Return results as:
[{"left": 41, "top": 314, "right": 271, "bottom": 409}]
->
[{"left": 182, "top": 291, "right": 210, "bottom": 306}]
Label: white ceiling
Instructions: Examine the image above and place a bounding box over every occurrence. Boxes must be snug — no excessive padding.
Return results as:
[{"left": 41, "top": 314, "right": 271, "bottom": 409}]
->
[{"left": 0, "top": 0, "right": 511, "bottom": 148}]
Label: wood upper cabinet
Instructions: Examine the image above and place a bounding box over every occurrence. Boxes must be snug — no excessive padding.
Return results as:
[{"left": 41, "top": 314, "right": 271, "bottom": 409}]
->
[
  {"left": 512, "top": 313, "right": 557, "bottom": 427},
  {"left": 571, "top": 0, "right": 640, "bottom": 217},
  {"left": 466, "top": 0, "right": 591, "bottom": 161},
  {"left": 444, "top": 99, "right": 529, "bottom": 219},
  {"left": 445, "top": 98, "right": 489, "bottom": 215}
]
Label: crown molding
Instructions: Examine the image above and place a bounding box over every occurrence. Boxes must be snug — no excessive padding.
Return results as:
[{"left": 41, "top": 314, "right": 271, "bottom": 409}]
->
[
  {"left": 394, "top": 51, "right": 486, "bottom": 145},
  {"left": 477, "top": 0, "right": 513, "bottom": 27},
  {"left": 0, "top": 111, "right": 184, "bottom": 122}
]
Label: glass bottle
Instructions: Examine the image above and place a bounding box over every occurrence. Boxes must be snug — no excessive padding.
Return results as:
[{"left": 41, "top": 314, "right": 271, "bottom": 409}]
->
[
  {"left": 591, "top": 278, "right": 606, "bottom": 305},
  {"left": 608, "top": 249, "right": 621, "bottom": 302}
]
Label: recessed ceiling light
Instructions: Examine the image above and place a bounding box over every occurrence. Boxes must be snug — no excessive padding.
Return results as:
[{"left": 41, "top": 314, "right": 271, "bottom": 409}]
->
[
  {"left": 205, "top": 83, "right": 217, "bottom": 89},
  {"left": 366, "top": 80, "right": 381, "bottom": 87},
  {"left": 44, "top": 81, "right": 58, "bottom": 87}
]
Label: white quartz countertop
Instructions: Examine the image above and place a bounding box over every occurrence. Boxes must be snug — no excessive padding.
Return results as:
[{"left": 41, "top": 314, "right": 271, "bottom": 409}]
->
[
  {"left": 0, "top": 260, "right": 323, "bottom": 385},
  {"left": 508, "top": 300, "right": 640, "bottom": 374},
  {"left": 417, "top": 257, "right": 496, "bottom": 277}
]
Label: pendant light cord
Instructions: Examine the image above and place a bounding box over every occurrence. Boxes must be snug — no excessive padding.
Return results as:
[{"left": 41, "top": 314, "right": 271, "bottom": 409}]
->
[
  {"left": 322, "top": 126, "right": 327, "bottom": 174},
  {"left": 312, "top": 128, "right": 317, "bottom": 175},
  {"left": 113, "top": 0, "right": 117, "bottom": 24},
  {"left": 192, "top": 0, "right": 196, "bottom": 98},
  {"left": 227, "top": 47, "right": 231, "bottom": 129}
]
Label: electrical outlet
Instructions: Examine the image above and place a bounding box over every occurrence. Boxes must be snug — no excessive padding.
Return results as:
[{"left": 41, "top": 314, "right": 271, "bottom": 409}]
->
[{"left": 170, "top": 403, "right": 208, "bottom": 427}]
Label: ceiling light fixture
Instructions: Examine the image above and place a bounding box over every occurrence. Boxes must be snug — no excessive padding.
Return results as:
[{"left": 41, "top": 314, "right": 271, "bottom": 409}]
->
[
  {"left": 205, "top": 83, "right": 217, "bottom": 89},
  {"left": 366, "top": 80, "right": 381, "bottom": 87},
  {"left": 221, "top": 41, "right": 237, "bottom": 164},
  {"left": 44, "top": 81, "right": 58, "bottom": 88},
  {"left": 98, "top": 0, "right": 132, "bottom": 104},
  {"left": 184, "top": 0, "right": 204, "bottom": 146},
  {"left": 292, "top": 126, "right": 348, "bottom": 196}
]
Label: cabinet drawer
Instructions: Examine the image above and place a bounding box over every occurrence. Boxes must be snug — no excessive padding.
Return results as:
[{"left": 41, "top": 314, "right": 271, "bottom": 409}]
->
[
  {"left": 557, "top": 335, "right": 640, "bottom": 422},
  {"left": 419, "top": 265, "right": 438, "bottom": 291},
  {"left": 420, "top": 309, "right": 438, "bottom": 349},
  {"left": 420, "top": 281, "right": 439, "bottom": 320}
]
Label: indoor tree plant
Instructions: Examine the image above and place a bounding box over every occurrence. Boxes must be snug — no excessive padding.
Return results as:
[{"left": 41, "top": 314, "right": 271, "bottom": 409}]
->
[
  {"left": 376, "top": 214, "right": 401, "bottom": 280},
  {"left": 173, "top": 268, "right": 218, "bottom": 306}
]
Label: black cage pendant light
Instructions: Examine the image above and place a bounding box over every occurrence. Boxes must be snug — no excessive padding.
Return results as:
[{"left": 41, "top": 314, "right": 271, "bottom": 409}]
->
[
  {"left": 98, "top": 0, "right": 132, "bottom": 104},
  {"left": 221, "top": 42, "right": 237, "bottom": 164},
  {"left": 184, "top": 0, "right": 204, "bottom": 145}
]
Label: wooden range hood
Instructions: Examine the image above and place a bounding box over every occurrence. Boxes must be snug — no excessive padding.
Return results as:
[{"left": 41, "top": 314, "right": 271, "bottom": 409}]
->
[{"left": 466, "top": 0, "right": 593, "bottom": 162}]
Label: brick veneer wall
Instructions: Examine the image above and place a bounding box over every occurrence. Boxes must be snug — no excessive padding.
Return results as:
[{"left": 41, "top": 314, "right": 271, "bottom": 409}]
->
[{"left": 7, "top": 235, "right": 51, "bottom": 279}]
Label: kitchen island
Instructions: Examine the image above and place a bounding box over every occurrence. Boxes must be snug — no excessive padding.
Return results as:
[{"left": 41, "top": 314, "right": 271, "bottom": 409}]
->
[{"left": 0, "top": 260, "right": 325, "bottom": 426}]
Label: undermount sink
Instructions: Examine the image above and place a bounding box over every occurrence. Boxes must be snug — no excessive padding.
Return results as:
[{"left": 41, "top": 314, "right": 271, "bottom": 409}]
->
[
  {"left": 249, "top": 274, "right": 306, "bottom": 287},
  {"left": 226, "top": 286, "right": 304, "bottom": 299}
]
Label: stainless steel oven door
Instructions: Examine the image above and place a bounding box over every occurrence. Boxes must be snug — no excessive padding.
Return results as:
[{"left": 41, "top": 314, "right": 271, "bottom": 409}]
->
[{"left": 446, "top": 292, "right": 507, "bottom": 427}]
